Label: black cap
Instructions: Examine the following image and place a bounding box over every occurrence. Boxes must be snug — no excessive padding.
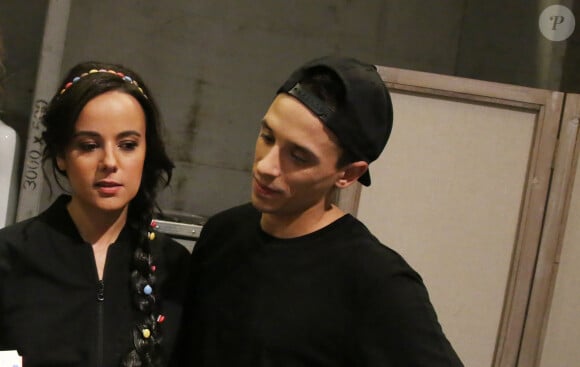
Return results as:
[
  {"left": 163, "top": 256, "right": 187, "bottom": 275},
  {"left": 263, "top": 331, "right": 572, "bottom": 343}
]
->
[{"left": 277, "top": 56, "right": 393, "bottom": 186}]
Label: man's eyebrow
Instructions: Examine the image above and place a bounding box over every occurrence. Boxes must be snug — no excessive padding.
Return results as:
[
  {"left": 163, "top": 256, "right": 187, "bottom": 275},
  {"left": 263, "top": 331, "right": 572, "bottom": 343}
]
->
[
  {"left": 292, "top": 144, "right": 318, "bottom": 161},
  {"left": 260, "top": 120, "right": 272, "bottom": 131},
  {"left": 260, "top": 119, "right": 319, "bottom": 162}
]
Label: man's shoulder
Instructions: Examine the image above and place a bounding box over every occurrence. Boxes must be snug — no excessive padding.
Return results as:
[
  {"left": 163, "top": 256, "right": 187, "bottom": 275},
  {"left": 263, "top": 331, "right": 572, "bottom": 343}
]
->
[
  {"left": 191, "top": 203, "right": 260, "bottom": 265},
  {"left": 205, "top": 202, "right": 259, "bottom": 226},
  {"left": 336, "top": 216, "right": 421, "bottom": 279},
  {"left": 195, "top": 203, "right": 260, "bottom": 246}
]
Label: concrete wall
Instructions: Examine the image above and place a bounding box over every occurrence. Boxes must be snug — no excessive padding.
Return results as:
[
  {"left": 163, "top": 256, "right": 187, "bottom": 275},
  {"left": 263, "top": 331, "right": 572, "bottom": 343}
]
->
[
  {"left": 0, "top": 0, "right": 47, "bottom": 152},
  {"left": 54, "top": 0, "right": 469, "bottom": 217},
  {"left": 2, "top": 0, "right": 578, "bottom": 216},
  {"left": 45, "top": 0, "right": 578, "bottom": 218}
]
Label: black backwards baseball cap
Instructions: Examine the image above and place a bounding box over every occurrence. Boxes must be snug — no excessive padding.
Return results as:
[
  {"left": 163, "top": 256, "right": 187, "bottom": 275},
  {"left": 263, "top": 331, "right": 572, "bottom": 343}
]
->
[{"left": 277, "top": 56, "right": 393, "bottom": 186}]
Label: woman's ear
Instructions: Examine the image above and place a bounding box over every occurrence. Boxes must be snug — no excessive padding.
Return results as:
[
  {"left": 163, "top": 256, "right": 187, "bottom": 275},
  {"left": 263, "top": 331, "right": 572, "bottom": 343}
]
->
[
  {"left": 56, "top": 154, "right": 67, "bottom": 172},
  {"left": 335, "top": 161, "right": 368, "bottom": 188}
]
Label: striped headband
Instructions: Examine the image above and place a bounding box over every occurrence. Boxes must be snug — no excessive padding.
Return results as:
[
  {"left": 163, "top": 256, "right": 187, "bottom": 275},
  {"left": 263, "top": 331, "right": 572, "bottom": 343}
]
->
[{"left": 59, "top": 68, "right": 148, "bottom": 98}]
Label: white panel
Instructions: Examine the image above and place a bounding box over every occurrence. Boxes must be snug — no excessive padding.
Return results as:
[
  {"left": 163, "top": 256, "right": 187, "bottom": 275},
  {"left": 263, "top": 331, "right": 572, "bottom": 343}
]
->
[
  {"left": 0, "top": 120, "right": 20, "bottom": 228},
  {"left": 357, "top": 91, "right": 536, "bottom": 367},
  {"left": 539, "top": 156, "right": 580, "bottom": 366}
]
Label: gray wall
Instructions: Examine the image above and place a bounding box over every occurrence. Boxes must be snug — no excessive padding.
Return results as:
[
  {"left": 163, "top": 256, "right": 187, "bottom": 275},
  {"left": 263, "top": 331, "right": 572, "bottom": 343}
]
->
[
  {"left": 61, "top": 0, "right": 469, "bottom": 217},
  {"left": 1, "top": 0, "right": 578, "bottom": 217},
  {"left": 0, "top": 0, "right": 47, "bottom": 147}
]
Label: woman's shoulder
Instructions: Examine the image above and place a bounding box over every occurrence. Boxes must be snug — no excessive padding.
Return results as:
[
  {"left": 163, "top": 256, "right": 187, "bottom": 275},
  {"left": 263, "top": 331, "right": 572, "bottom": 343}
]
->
[
  {"left": 0, "top": 216, "right": 42, "bottom": 245},
  {"left": 151, "top": 231, "right": 190, "bottom": 261},
  {"left": 0, "top": 195, "right": 72, "bottom": 245},
  {"left": 150, "top": 232, "right": 190, "bottom": 293},
  {"left": 0, "top": 217, "right": 46, "bottom": 275}
]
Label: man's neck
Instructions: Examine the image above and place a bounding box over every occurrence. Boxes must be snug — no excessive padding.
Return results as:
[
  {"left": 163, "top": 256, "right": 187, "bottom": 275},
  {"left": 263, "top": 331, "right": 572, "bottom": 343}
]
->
[{"left": 260, "top": 204, "right": 345, "bottom": 239}]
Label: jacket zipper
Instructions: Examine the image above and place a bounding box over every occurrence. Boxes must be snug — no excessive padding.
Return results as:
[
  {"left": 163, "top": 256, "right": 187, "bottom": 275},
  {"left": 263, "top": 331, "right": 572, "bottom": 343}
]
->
[{"left": 96, "top": 279, "right": 105, "bottom": 367}]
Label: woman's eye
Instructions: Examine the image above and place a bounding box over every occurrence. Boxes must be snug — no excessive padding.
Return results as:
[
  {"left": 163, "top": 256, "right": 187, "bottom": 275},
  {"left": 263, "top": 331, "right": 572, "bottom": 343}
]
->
[
  {"left": 78, "top": 142, "right": 98, "bottom": 152},
  {"left": 119, "top": 140, "right": 138, "bottom": 151}
]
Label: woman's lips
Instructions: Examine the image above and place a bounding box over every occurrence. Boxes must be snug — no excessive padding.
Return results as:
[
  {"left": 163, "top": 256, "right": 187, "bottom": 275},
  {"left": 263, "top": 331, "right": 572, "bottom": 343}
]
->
[{"left": 95, "top": 181, "right": 122, "bottom": 195}]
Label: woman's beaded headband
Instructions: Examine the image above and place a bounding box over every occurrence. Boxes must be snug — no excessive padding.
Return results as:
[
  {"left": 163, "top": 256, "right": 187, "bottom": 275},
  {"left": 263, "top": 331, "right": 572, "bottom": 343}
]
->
[{"left": 59, "top": 68, "right": 148, "bottom": 98}]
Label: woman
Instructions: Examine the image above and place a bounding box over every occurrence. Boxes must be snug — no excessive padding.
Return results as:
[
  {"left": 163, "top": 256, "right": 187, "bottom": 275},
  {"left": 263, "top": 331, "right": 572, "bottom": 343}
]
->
[{"left": 0, "top": 61, "right": 190, "bottom": 366}]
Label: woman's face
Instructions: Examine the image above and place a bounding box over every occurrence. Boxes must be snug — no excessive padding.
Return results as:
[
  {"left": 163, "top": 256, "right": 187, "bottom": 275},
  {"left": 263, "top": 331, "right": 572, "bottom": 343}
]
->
[{"left": 56, "top": 90, "right": 147, "bottom": 215}]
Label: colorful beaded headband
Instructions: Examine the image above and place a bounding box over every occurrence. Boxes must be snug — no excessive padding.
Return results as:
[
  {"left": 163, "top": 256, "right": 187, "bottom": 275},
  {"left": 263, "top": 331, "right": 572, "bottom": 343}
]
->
[{"left": 59, "top": 68, "right": 148, "bottom": 98}]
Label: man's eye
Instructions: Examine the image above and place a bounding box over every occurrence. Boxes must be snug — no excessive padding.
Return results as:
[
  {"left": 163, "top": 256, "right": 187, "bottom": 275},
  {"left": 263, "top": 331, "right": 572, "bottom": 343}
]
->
[
  {"left": 260, "top": 133, "right": 274, "bottom": 144},
  {"left": 291, "top": 152, "right": 309, "bottom": 163}
]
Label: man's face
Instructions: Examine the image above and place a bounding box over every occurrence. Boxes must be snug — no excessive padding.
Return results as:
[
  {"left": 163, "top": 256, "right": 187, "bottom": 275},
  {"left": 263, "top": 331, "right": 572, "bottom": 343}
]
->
[{"left": 251, "top": 94, "right": 346, "bottom": 218}]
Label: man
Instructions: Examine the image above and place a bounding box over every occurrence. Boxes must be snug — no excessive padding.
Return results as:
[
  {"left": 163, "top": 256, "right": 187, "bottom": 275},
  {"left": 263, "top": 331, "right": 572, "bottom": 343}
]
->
[{"left": 173, "top": 56, "right": 463, "bottom": 366}]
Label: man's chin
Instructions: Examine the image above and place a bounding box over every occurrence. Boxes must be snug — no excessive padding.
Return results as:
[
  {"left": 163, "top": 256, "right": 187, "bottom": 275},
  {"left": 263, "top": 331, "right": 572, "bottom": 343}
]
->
[{"left": 251, "top": 196, "right": 276, "bottom": 214}]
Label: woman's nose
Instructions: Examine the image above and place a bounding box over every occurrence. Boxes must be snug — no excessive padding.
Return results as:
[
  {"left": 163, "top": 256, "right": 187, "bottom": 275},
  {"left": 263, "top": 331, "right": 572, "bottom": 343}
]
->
[{"left": 100, "top": 146, "right": 118, "bottom": 172}]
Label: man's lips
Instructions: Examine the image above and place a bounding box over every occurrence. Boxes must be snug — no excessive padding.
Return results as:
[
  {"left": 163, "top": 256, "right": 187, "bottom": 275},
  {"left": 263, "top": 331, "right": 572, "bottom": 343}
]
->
[{"left": 253, "top": 178, "right": 280, "bottom": 195}]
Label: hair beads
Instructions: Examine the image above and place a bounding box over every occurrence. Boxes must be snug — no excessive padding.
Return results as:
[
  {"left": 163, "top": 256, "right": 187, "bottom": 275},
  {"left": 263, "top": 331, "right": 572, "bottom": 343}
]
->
[{"left": 122, "top": 227, "right": 162, "bottom": 366}]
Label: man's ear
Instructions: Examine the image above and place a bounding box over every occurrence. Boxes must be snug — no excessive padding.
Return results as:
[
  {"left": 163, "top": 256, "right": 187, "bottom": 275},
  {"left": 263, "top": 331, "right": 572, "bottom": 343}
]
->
[{"left": 335, "top": 161, "right": 368, "bottom": 188}]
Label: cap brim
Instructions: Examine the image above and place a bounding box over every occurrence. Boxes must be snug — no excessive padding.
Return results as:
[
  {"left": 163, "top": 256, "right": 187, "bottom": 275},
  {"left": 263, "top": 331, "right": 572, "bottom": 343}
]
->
[{"left": 358, "top": 170, "right": 371, "bottom": 186}]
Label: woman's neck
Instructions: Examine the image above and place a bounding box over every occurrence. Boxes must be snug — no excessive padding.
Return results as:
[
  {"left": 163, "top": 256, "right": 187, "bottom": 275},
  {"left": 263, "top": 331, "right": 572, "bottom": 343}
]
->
[
  {"left": 66, "top": 199, "right": 128, "bottom": 247},
  {"left": 67, "top": 199, "right": 129, "bottom": 280}
]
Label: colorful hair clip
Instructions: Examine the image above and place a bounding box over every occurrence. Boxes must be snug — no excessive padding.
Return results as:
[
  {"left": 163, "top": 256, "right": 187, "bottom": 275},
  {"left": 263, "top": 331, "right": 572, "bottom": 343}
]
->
[
  {"left": 58, "top": 68, "right": 148, "bottom": 98},
  {"left": 156, "top": 314, "right": 165, "bottom": 324}
]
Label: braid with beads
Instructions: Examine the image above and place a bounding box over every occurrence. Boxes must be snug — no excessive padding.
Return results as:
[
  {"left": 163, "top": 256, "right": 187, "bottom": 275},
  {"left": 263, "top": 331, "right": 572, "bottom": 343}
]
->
[
  {"left": 41, "top": 61, "right": 174, "bottom": 366},
  {"left": 121, "top": 207, "right": 163, "bottom": 366},
  {"left": 121, "top": 176, "right": 168, "bottom": 366}
]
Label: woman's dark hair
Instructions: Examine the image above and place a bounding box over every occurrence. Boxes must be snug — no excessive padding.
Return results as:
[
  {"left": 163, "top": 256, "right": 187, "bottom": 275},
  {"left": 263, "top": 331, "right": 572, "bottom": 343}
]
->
[
  {"left": 42, "top": 61, "right": 173, "bottom": 366},
  {"left": 296, "top": 66, "right": 355, "bottom": 168}
]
